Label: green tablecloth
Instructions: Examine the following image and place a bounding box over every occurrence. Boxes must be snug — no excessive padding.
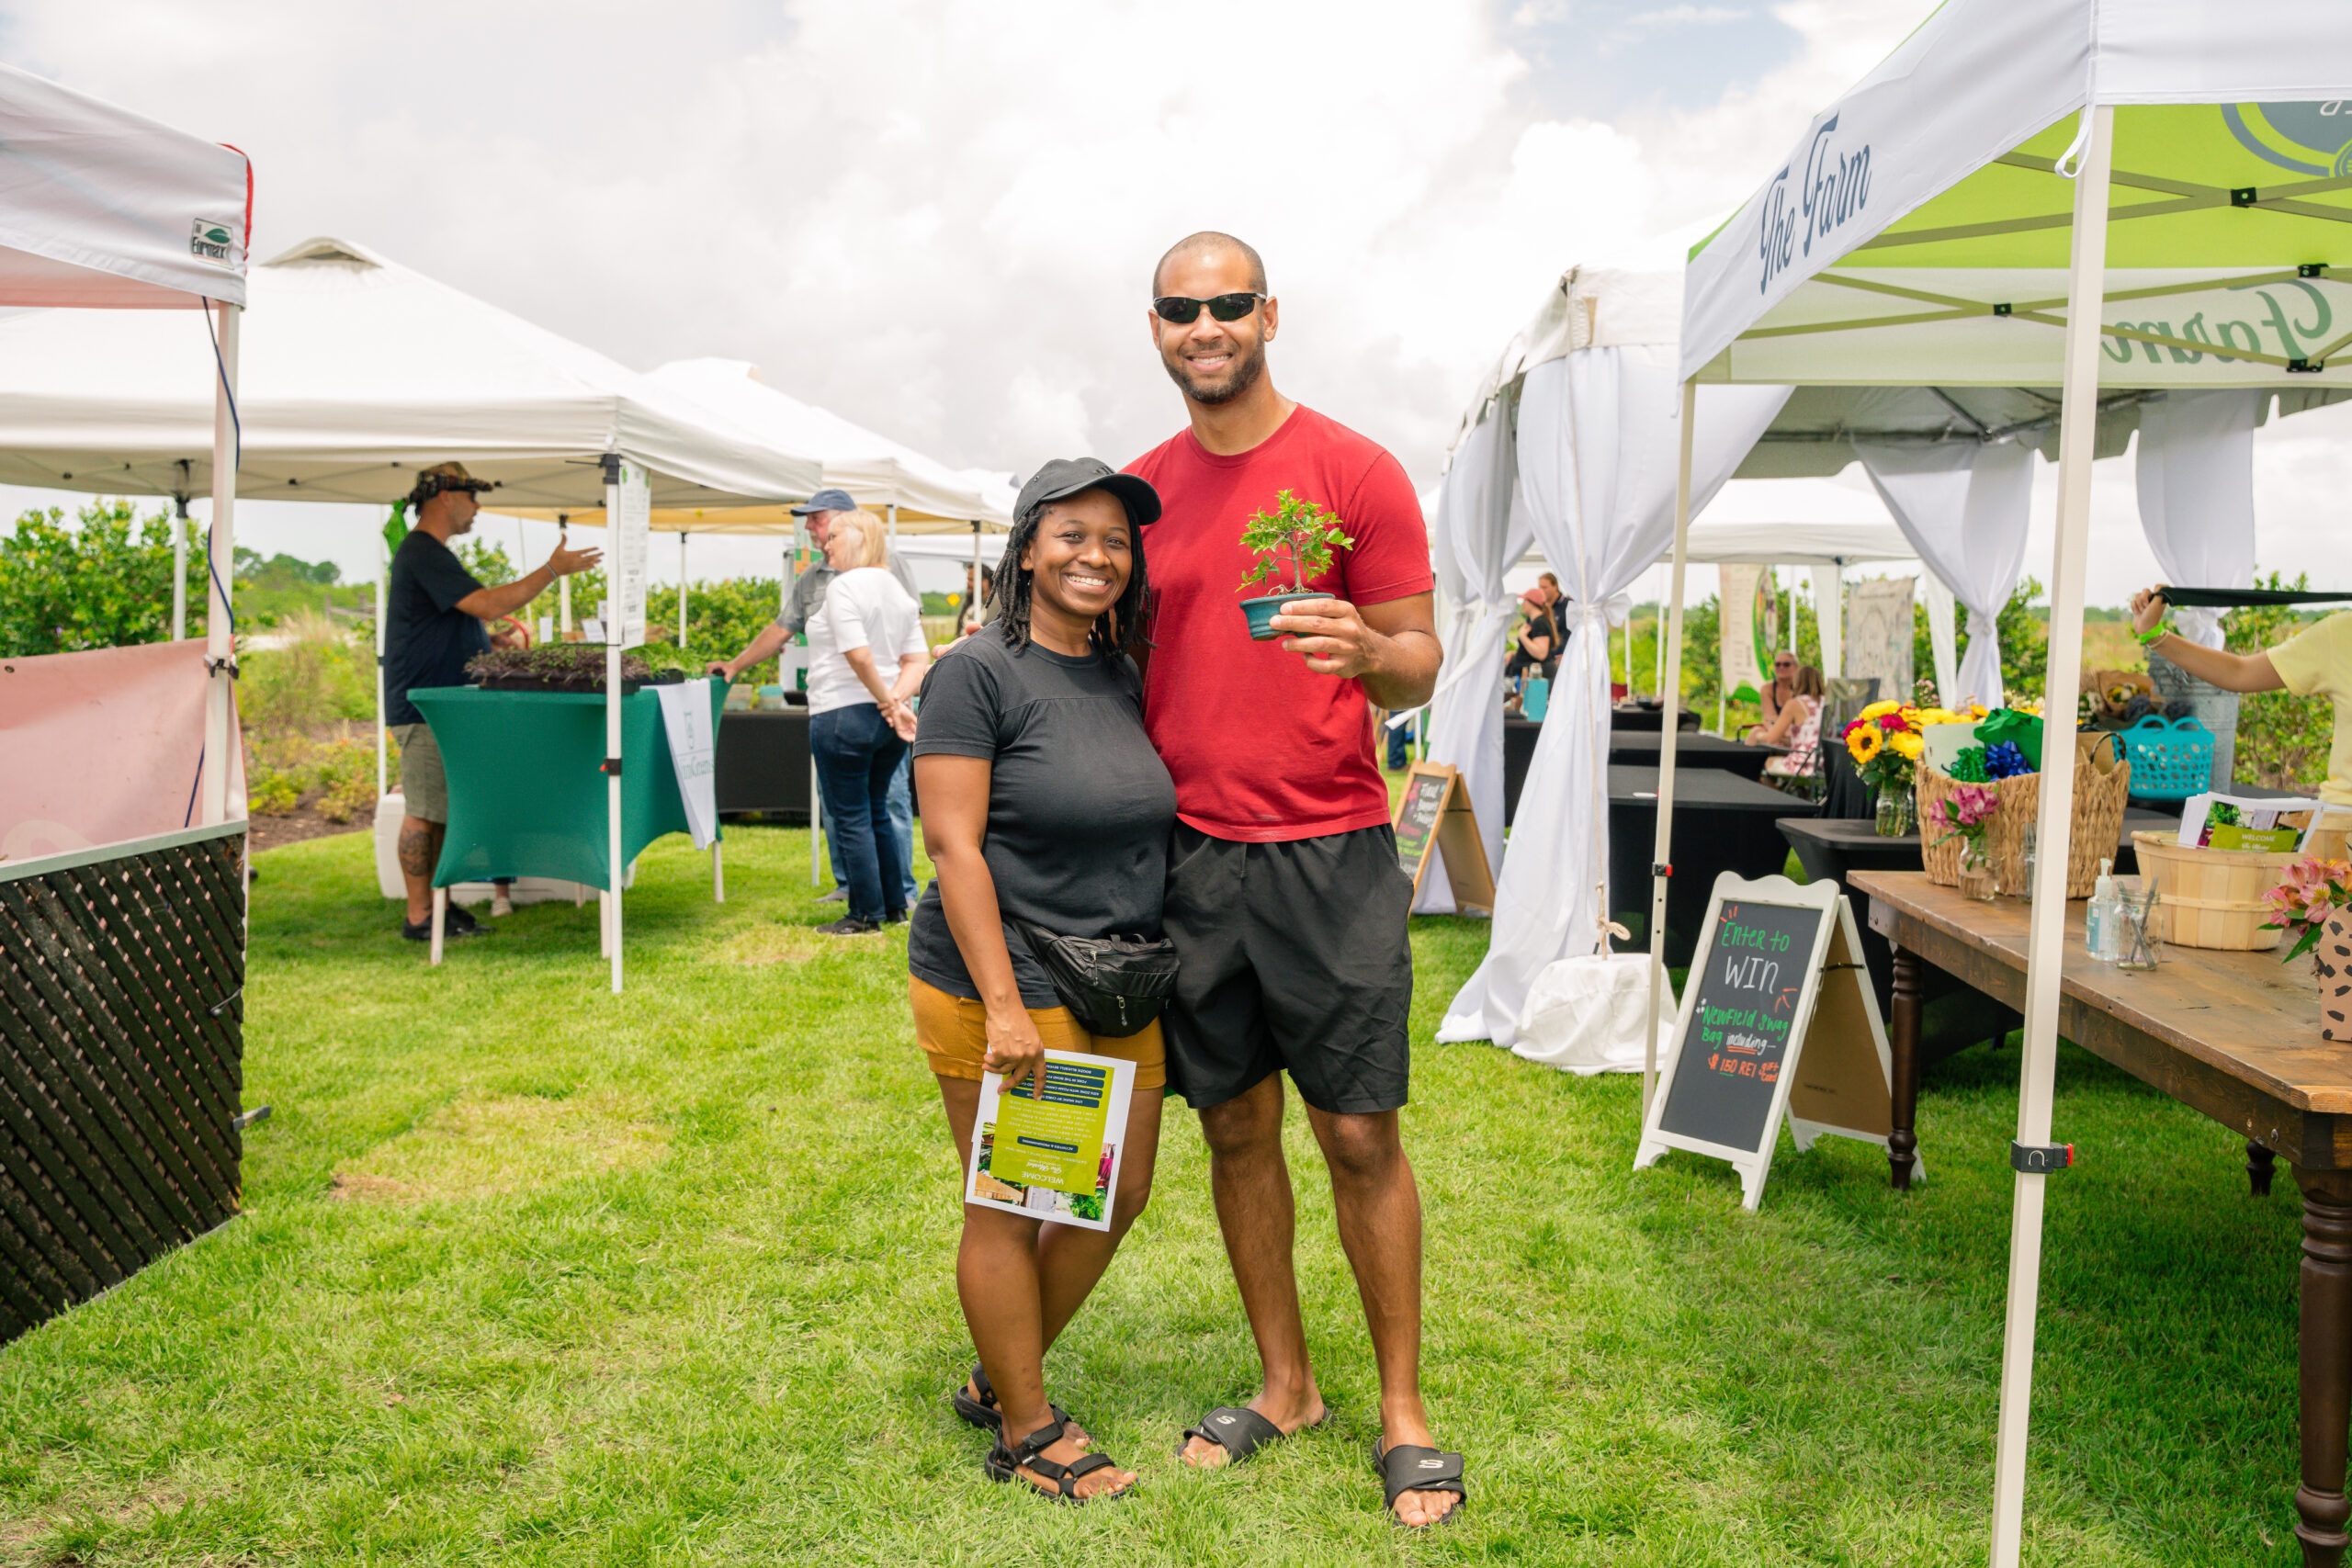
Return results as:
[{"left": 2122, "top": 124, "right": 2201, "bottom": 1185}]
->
[{"left": 408, "top": 683, "right": 725, "bottom": 890}]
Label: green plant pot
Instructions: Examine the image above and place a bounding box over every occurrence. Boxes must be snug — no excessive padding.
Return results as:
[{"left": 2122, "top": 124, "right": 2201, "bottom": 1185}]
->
[{"left": 1239, "top": 592, "right": 1327, "bottom": 642}]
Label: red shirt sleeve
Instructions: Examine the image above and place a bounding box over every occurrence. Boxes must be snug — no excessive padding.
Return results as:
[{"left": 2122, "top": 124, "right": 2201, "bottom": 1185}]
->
[{"left": 1340, "top": 446, "right": 1433, "bottom": 607}]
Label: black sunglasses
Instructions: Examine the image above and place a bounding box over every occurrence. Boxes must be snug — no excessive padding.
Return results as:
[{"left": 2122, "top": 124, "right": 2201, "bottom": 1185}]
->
[{"left": 1152, "top": 291, "right": 1266, "bottom": 324}]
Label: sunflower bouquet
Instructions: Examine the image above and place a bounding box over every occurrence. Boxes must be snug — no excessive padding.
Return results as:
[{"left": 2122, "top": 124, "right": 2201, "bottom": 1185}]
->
[{"left": 1842, "top": 700, "right": 1929, "bottom": 791}]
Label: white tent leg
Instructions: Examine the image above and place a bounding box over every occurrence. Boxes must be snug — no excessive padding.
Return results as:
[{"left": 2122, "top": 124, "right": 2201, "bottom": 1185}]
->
[
  {"left": 713, "top": 841, "right": 725, "bottom": 903},
  {"left": 603, "top": 482, "right": 626, "bottom": 996},
  {"left": 430, "top": 886, "right": 446, "bottom": 966},
  {"left": 811, "top": 756, "right": 823, "bottom": 886},
  {"left": 972, "top": 521, "right": 984, "bottom": 626},
  {"left": 1989, "top": 101, "right": 2112, "bottom": 1568},
  {"left": 171, "top": 493, "right": 189, "bottom": 642},
  {"left": 678, "top": 532, "right": 689, "bottom": 646},
  {"left": 559, "top": 514, "right": 572, "bottom": 636},
  {"left": 1642, "top": 379, "right": 1699, "bottom": 1118},
  {"left": 200, "top": 302, "right": 240, "bottom": 829},
  {"left": 375, "top": 527, "right": 389, "bottom": 795}
]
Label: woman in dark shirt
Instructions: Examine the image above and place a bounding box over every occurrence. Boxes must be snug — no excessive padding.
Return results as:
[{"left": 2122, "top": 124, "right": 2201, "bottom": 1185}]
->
[{"left": 909, "top": 459, "right": 1173, "bottom": 1503}]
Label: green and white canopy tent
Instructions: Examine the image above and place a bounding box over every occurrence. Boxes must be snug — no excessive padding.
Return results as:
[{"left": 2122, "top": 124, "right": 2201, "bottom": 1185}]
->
[{"left": 1666, "top": 4, "right": 2352, "bottom": 1560}]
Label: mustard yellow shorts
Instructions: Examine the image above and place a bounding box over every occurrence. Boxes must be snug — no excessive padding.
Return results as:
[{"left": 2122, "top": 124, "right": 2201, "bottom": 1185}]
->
[{"left": 909, "top": 976, "right": 1166, "bottom": 1091}]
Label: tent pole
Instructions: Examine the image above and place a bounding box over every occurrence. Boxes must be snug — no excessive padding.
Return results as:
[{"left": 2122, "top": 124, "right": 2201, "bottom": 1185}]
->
[
  {"left": 200, "top": 302, "right": 240, "bottom": 829},
  {"left": 375, "top": 527, "right": 389, "bottom": 796},
  {"left": 603, "top": 465, "right": 626, "bottom": 997},
  {"left": 558, "top": 514, "right": 572, "bottom": 636},
  {"left": 678, "top": 532, "right": 689, "bottom": 647},
  {"left": 1988, "top": 101, "right": 2112, "bottom": 1568},
  {"left": 972, "top": 520, "right": 983, "bottom": 628},
  {"left": 171, "top": 487, "right": 189, "bottom": 641},
  {"left": 1642, "top": 378, "right": 1698, "bottom": 1119}
]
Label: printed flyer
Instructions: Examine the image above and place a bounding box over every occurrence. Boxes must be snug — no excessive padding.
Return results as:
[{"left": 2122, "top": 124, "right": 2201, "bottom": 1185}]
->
[{"left": 965, "top": 1049, "right": 1136, "bottom": 1233}]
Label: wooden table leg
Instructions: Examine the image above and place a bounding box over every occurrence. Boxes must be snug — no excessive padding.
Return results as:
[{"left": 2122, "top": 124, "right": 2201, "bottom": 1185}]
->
[
  {"left": 1888, "top": 944, "right": 1922, "bottom": 1192},
  {"left": 2250, "top": 1140, "right": 2278, "bottom": 1198},
  {"left": 2292, "top": 1166, "right": 2352, "bottom": 1566}
]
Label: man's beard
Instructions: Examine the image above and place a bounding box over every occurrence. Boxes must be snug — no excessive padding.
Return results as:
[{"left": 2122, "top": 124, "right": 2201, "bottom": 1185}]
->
[{"left": 1163, "top": 336, "right": 1266, "bottom": 406}]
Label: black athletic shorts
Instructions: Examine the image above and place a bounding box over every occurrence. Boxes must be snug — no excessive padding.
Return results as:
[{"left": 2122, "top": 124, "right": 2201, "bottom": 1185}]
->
[{"left": 1160, "top": 821, "right": 1415, "bottom": 1114}]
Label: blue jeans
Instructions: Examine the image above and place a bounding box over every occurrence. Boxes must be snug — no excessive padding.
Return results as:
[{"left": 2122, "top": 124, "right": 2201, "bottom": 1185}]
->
[
  {"left": 829, "top": 750, "right": 916, "bottom": 906},
  {"left": 810, "top": 705, "right": 910, "bottom": 922},
  {"left": 1385, "top": 714, "right": 1415, "bottom": 769}
]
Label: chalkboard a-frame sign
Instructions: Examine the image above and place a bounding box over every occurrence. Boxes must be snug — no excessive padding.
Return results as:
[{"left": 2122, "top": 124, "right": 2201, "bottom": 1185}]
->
[
  {"left": 1393, "top": 761, "right": 1494, "bottom": 916},
  {"left": 1634, "top": 872, "right": 1909, "bottom": 1210}
]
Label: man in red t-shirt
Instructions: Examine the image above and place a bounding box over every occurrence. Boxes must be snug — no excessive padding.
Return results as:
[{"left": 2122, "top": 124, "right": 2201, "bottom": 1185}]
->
[{"left": 1126, "top": 231, "right": 1460, "bottom": 1527}]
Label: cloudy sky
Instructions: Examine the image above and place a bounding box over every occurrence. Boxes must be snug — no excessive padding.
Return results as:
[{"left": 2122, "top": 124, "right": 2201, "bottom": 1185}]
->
[{"left": 8, "top": 0, "right": 2350, "bottom": 605}]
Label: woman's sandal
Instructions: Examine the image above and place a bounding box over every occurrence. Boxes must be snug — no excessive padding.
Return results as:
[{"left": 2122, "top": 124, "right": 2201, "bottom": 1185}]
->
[
  {"left": 1178, "top": 1403, "right": 1331, "bottom": 1465},
  {"left": 950, "top": 1363, "right": 1076, "bottom": 1438},
  {"left": 1371, "top": 1437, "right": 1467, "bottom": 1529},
  {"left": 986, "top": 1418, "right": 1130, "bottom": 1504}
]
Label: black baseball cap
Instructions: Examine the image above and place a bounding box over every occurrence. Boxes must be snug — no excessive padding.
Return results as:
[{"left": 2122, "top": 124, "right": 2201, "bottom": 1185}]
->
[
  {"left": 1014, "top": 458, "right": 1161, "bottom": 528},
  {"left": 790, "top": 487, "right": 859, "bottom": 516}
]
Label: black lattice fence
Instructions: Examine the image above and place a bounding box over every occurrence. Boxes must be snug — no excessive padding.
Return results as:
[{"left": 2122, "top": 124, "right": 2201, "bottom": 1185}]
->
[{"left": 0, "top": 823, "right": 245, "bottom": 1344}]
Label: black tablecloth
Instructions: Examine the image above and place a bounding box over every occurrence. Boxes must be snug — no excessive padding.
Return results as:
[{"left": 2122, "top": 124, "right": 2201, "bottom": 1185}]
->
[
  {"left": 1607, "top": 764, "right": 1819, "bottom": 968},
  {"left": 717, "top": 710, "right": 812, "bottom": 822},
  {"left": 1605, "top": 705, "right": 1701, "bottom": 733},
  {"left": 1504, "top": 723, "right": 1777, "bottom": 823}
]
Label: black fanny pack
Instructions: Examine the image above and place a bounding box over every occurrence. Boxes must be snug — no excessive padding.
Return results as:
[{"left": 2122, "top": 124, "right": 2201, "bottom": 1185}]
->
[{"left": 1017, "top": 924, "right": 1181, "bottom": 1038}]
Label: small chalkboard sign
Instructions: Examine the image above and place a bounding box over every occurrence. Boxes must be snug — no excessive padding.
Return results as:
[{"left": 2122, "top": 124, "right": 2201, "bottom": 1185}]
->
[
  {"left": 1634, "top": 872, "right": 1904, "bottom": 1209},
  {"left": 1394, "top": 761, "right": 1494, "bottom": 916}
]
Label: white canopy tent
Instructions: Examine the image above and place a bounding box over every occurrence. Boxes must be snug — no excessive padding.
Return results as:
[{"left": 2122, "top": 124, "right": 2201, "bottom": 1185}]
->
[
  {"left": 1673, "top": 6, "right": 2352, "bottom": 1561},
  {"left": 0, "top": 62, "right": 250, "bottom": 829},
  {"left": 0, "top": 234, "right": 821, "bottom": 992}
]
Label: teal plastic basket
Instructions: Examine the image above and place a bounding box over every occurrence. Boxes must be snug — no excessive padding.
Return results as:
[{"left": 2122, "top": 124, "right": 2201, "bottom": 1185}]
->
[{"left": 2116, "top": 714, "right": 2214, "bottom": 802}]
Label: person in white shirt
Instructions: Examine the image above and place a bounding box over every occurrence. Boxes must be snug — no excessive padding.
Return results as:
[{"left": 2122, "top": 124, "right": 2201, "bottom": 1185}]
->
[{"left": 807, "top": 510, "right": 930, "bottom": 934}]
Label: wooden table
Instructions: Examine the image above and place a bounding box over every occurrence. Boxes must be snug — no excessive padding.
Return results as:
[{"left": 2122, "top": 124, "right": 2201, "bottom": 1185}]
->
[{"left": 1851, "top": 871, "right": 2352, "bottom": 1564}]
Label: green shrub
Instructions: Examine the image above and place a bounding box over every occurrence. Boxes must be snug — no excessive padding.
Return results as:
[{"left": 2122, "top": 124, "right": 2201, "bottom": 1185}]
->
[
  {"left": 2228, "top": 570, "right": 2332, "bottom": 791},
  {"left": 249, "top": 772, "right": 301, "bottom": 816},
  {"left": 0, "top": 501, "right": 209, "bottom": 656},
  {"left": 242, "top": 611, "right": 374, "bottom": 734}
]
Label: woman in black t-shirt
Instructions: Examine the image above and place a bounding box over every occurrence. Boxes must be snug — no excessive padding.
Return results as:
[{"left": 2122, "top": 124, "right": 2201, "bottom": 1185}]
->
[{"left": 909, "top": 459, "right": 1173, "bottom": 1503}]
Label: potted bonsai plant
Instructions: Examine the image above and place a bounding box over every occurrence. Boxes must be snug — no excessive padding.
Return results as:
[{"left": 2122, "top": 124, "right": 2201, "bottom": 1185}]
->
[{"left": 1237, "top": 489, "right": 1354, "bottom": 641}]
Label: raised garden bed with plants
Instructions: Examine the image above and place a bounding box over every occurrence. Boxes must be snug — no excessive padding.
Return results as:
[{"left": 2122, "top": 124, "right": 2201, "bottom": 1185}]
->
[{"left": 464, "top": 644, "right": 690, "bottom": 694}]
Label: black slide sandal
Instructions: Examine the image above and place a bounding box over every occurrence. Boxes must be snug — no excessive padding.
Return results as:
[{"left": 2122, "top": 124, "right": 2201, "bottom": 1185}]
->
[
  {"left": 951, "top": 1363, "right": 1071, "bottom": 1435},
  {"left": 1371, "top": 1438, "right": 1466, "bottom": 1528},
  {"left": 986, "top": 1418, "right": 1129, "bottom": 1504},
  {"left": 1179, "top": 1403, "right": 1330, "bottom": 1464}
]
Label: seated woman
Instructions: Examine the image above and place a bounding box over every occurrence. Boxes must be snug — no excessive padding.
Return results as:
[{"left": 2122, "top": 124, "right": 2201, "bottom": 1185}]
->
[
  {"left": 910, "top": 458, "right": 1173, "bottom": 1504},
  {"left": 1758, "top": 649, "right": 1799, "bottom": 728},
  {"left": 1752, "top": 664, "right": 1826, "bottom": 782}
]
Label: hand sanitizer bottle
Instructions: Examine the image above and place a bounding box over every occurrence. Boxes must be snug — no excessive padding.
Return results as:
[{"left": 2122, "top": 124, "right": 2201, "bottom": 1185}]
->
[{"left": 2087, "top": 859, "right": 2120, "bottom": 962}]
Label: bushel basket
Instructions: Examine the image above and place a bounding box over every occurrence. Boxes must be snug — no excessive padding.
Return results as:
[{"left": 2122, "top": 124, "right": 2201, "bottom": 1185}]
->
[
  {"left": 1917, "top": 732, "right": 2129, "bottom": 899},
  {"left": 2129, "top": 830, "right": 2301, "bottom": 951}
]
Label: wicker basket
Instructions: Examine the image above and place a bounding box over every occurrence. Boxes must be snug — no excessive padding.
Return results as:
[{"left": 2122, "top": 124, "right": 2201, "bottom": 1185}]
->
[
  {"left": 2128, "top": 830, "right": 2297, "bottom": 951},
  {"left": 1917, "top": 733, "right": 2131, "bottom": 899}
]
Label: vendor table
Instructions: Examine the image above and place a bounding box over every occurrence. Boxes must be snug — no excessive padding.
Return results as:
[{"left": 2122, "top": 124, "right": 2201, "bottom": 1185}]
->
[
  {"left": 716, "top": 709, "right": 812, "bottom": 822},
  {"left": 1852, "top": 871, "right": 2352, "bottom": 1564},
  {"left": 1608, "top": 765, "right": 1818, "bottom": 968},
  {"left": 1781, "top": 811, "right": 2177, "bottom": 1077},
  {"left": 1503, "top": 724, "right": 1777, "bottom": 824},
  {"left": 1605, "top": 704, "right": 1701, "bottom": 733},
  {"left": 410, "top": 683, "right": 724, "bottom": 889}
]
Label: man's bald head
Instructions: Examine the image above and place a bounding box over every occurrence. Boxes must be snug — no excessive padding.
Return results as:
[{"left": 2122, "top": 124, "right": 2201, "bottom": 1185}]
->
[{"left": 1151, "top": 231, "right": 1267, "bottom": 298}]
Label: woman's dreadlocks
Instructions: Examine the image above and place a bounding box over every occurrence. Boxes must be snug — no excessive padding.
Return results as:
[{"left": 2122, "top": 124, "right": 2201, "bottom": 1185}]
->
[{"left": 993, "top": 492, "right": 1153, "bottom": 662}]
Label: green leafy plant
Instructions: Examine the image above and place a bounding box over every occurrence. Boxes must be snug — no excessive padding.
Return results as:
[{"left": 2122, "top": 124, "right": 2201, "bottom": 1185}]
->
[
  {"left": 2228, "top": 570, "right": 2332, "bottom": 791},
  {"left": 465, "top": 642, "right": 681, "bottom": 689},
  {"left": 1238, "top": 491, "right": 1352, "bottom": 596},
  {"left": 0, "top": 501, "right": 209, "bottom": 656}
]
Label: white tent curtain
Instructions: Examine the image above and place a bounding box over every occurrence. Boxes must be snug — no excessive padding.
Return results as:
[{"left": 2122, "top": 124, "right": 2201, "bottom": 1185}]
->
[
  {"left": 2136, "top": 389, "right": 2263, "bottom": 649},
  {"left": 1417, "top": 400, "right": 1526, "bottom": 913},
  {"left": 1440, "top": 354, "right": 1787, "bottom": 1045},
  {"left": 1921, "top": 571, "right": 1960, "bottom": 706},
  {"left": 1810, "top": 564, "right": 1843, "bottom": 677},
  {"left": 1858, "top": 439, "right": 2036, "bottom": 708}
]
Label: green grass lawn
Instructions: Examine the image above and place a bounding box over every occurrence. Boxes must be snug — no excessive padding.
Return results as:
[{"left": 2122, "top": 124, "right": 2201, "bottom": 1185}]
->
[{"left": 0, "top": 824, "right": 2316, "bottom": 1565}]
